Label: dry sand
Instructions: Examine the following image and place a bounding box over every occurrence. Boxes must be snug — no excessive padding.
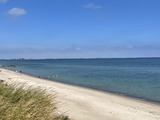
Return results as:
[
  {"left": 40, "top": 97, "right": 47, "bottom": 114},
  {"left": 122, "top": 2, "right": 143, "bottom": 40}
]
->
[{"left": 0, "top": 68, "right": 160, "bottom": 120}]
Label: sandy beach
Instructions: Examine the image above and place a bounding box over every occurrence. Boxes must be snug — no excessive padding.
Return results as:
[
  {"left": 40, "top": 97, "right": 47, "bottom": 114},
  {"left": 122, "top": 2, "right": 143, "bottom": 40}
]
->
[{"left": 0, "top": 68, "right": 160, "bottom": 120}]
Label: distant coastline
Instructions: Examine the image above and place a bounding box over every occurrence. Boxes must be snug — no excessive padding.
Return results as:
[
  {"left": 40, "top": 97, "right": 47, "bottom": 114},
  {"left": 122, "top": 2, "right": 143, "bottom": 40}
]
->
[{"left": 1, "top": 57, "right": 160, "bottom": 61}]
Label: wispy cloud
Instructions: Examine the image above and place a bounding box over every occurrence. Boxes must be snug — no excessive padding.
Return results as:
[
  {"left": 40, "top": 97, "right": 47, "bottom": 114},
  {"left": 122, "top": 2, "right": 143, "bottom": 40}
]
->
[
  {"left": 84, "top": 2, "right": 103, "bottom": 9},
  {"left": 1, "top": 45, "right": 160, "bottom": 59},
  {"left": 0, "top": 0, "right": 8, "bottom": 4},
  {"left": 7, "top": 7, "right": 27, "bottom": 16}
]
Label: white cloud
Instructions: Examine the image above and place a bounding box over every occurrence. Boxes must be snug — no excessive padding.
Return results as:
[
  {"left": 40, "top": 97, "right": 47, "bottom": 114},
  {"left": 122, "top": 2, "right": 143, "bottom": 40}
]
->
[
  {"left": 0, "top": 0, "right": 8, "bottom": 4},
  {"left": 7, "top": 7, "right": 26, "bottom": 16},
  {"left": 84, "top": 2, "right": 103, "bottom": 9}
]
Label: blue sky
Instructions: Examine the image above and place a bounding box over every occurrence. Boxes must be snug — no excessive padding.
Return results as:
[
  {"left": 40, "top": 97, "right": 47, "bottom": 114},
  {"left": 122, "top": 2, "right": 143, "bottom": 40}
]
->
[{"left": 0, "top": 0, "right": 160, "bottom": 58}]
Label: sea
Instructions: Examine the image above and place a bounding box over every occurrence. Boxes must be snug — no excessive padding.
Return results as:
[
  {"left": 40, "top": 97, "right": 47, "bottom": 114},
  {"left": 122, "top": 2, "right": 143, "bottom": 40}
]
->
[{"left": 0, "top": 58, "right": 160, "bottom": 103}]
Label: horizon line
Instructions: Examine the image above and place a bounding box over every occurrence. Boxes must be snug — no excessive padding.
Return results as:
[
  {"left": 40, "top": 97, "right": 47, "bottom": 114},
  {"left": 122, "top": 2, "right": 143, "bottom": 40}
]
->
[{"left": 1, "top": 57, "right": 160, "bottom": 60}]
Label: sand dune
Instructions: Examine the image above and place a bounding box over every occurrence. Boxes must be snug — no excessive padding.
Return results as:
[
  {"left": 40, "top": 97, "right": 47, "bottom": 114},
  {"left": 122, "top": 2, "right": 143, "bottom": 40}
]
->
[{"left": 0, "top": 68, "right": 160, "bottom": 120}]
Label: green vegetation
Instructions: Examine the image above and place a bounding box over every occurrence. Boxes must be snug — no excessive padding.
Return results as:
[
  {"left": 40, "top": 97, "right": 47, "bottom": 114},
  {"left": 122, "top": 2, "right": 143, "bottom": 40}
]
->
[{"left": 0, "top": 80, "right": 69, "bottom": 120}]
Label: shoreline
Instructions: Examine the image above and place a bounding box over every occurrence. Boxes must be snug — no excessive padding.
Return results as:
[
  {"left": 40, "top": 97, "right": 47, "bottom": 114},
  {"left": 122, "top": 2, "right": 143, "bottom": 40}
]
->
[
  {"left": 0, "top": 68, "right": 160, "bottom": 120},
  {"left": 3, "top": 67, "right": 160, "bottom": 104}
]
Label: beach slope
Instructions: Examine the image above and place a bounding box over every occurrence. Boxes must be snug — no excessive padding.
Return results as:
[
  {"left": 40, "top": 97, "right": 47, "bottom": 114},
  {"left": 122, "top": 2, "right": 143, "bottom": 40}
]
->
[{"left": 0, "top": 68, "right": 160, "bottom": 120}]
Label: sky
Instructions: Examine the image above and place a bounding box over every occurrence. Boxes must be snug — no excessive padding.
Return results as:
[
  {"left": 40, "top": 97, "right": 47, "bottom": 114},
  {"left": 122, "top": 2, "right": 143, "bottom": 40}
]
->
[{"left": 0, "top": 0, "right": 160, "bottom": 59}]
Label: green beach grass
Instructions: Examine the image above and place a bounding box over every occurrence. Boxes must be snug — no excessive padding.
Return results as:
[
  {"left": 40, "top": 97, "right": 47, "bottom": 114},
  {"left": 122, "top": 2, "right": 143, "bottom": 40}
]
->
[{"left": 0, "top": 80, "right": 69, "bottom": 120}]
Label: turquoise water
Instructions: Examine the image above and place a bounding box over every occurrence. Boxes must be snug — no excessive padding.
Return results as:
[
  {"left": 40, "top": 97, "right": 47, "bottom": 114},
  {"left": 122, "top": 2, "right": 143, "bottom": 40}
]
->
[{"left": 0, "top": 58, "right": 160, "bottom": 102}]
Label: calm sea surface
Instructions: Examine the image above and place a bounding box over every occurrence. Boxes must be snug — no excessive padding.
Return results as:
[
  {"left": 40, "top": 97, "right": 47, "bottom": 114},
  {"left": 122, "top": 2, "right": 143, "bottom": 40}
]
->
[{"left": 0, "top": 58, "right": 160, "bottom": 102}]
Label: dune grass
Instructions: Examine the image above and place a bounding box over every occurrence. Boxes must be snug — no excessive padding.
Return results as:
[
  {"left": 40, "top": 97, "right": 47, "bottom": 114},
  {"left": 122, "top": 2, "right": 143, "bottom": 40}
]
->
[{"left": 0, "top": 80, "right": 69, "bottom": 120}]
